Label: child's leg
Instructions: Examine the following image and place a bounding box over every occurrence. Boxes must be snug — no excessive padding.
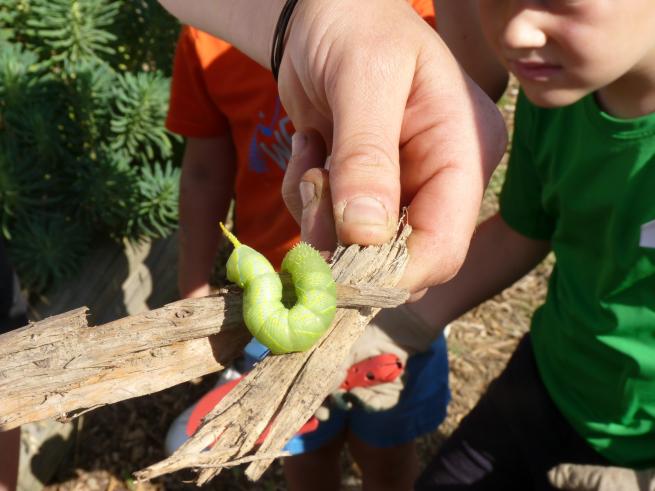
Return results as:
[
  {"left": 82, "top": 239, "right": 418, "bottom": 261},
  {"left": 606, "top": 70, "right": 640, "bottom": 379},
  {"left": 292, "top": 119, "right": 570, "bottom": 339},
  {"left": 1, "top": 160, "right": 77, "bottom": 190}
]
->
[
  {"left": 283, "top": 431, "right": 346, "bottom": 491},
  {"left": 415, "top": 334, "right": 610, "bottom": 491},
  {"left": 347, "top": 432, "right": 419, "bottom": 491}
]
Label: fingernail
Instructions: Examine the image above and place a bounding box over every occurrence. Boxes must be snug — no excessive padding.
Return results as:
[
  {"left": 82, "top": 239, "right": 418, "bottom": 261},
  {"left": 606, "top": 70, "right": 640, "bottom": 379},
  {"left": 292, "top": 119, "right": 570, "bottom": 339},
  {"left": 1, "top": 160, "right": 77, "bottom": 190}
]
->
[
  {"left": 342, "top": 197, "right": 388, "bottom": 226},
  {"left": 299, "top": 181, "right": 315, "bottom": 209},
  {"left": 324, "top": 155, "right": 332, "bottom": 170},
  {"left": 291, "top": 132, "right": 307, "bottom": 155}
]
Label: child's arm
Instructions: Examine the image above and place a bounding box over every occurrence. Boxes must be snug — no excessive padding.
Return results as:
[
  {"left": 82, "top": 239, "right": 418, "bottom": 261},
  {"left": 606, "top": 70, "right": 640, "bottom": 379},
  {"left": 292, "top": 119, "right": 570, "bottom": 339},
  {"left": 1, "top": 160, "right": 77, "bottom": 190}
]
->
[
  {"left": 434, "top": 0, "right": 509, "bottom": 102},
  {"left": 178, "top": 136, "right": 237, "bottom": 298},
  {"left": 409, "top": 212, "right": 550, "bottom": 328}
]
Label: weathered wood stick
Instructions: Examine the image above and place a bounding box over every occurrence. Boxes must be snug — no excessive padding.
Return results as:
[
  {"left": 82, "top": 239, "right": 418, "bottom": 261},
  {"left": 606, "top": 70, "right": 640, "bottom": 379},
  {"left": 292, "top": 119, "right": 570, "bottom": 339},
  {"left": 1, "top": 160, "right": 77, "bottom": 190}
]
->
[
  {"left": 0, "top": 293, "right": 248, "bottom": 432},
  {"left": 135, "top": 221, "right": 411, "bottom": 484},
  {"left": 0, "top": 282, "right": 406, "bottom": 431}
]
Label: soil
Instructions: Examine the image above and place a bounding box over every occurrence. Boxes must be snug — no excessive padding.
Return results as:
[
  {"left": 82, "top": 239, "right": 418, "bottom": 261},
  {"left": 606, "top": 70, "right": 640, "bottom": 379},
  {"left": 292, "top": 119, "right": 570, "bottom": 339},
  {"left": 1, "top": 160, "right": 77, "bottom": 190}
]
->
[{"left": 39, "top": 82, "right": 548, "bottom": 491}]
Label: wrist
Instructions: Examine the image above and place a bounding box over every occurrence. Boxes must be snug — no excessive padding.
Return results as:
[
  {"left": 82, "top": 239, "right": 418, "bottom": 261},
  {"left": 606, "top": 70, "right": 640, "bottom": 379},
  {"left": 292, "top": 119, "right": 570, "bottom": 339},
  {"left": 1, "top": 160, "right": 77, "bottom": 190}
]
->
[{"left": 270, "top": 0, "right": 301, "bottom": 79}]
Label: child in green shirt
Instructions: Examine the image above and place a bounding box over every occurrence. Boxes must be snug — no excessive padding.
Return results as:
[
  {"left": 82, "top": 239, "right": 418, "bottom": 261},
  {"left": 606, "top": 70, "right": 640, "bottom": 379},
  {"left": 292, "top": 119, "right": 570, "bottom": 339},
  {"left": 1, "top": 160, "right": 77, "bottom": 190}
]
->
[{"left": 411, "top": 1, "right": 655, "bottom": 489}]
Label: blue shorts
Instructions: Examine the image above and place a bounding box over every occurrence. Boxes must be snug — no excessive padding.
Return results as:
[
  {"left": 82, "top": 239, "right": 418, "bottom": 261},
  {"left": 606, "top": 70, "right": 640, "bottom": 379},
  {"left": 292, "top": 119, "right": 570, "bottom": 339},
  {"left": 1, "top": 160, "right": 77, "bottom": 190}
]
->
[{"left": 243, "top": 333, "right": 450, "bottom": 455}]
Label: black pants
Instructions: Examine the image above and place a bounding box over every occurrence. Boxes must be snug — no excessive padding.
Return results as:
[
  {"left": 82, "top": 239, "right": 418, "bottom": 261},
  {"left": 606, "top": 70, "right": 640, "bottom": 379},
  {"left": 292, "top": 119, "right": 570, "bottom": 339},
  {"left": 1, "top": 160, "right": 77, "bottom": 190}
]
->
[
  {"left": 0, "top": 239, "right": 28, "bottom": 334},
  {"left": 415, "top": 334, "right": 609, "bottom": 490}
]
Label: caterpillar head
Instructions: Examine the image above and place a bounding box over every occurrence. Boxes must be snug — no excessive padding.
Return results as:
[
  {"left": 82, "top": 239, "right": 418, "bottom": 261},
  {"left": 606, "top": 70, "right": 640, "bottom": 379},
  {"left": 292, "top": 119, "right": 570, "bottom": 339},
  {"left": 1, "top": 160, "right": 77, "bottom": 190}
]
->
[{"left": 220, "top": 222, "right": 275, "bottom": 287}]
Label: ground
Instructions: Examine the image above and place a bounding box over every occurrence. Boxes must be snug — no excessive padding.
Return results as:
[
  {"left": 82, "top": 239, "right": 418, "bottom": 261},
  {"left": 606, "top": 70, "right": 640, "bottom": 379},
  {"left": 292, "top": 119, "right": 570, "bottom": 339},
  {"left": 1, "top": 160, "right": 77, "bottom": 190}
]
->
[{"left": 40, "top": 82, "right": 550, "bottom": 491}]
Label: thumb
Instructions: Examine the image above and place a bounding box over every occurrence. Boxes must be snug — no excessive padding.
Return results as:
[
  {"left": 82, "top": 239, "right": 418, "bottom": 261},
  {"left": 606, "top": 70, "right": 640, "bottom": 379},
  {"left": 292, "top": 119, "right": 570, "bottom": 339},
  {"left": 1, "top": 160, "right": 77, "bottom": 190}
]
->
[{"left": 327, "top": 52, "right": 412, "bottom": 246}]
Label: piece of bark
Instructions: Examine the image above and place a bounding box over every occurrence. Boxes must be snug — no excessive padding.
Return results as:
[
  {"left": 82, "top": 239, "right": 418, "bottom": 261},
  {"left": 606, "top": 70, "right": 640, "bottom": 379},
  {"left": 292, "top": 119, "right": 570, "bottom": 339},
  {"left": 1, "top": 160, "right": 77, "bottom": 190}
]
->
[
  {"left": 0, "top": 282, "right": 405, "bottom": 431},
  {"left": 135, "top": 220, "right": 411, "bottom": 484},
  {"left": 0, "top": 293, "right": 249, "bottom": 431}
]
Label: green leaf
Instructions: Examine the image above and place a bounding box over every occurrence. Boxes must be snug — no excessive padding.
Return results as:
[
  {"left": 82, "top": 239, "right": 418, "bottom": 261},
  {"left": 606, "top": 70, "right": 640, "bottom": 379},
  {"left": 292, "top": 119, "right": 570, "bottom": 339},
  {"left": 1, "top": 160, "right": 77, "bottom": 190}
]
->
[{"left": 7, "top": 212, "right": 89, "bottom": 292}]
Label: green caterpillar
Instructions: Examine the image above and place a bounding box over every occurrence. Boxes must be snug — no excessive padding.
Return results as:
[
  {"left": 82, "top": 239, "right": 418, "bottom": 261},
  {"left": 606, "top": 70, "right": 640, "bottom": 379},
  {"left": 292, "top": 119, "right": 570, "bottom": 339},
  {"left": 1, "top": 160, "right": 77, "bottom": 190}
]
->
[{"left": 220, "top": 223, "right": 337, "bottom": 354}]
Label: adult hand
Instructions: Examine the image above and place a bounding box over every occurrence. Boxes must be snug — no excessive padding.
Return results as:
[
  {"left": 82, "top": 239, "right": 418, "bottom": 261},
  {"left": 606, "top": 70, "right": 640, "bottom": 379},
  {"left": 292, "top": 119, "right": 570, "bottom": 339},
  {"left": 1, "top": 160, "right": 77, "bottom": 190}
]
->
[
  {"left": 279, "top": 0, "right": 507, "bottom": 296},
  {"left": 159, "top": 0, "right": 508, "bottom": 296},
  {"left": 548, "top": 464, "right": 655, "bottom": 491}
]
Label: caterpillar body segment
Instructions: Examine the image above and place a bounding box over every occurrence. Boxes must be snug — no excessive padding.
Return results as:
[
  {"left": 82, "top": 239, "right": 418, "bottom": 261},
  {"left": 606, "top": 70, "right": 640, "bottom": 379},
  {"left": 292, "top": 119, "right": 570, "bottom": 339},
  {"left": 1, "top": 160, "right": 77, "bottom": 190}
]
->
[
  {"left": 220, "top": 223, "right": 337, "bottom": 354},
  {"left": 225, "top": 244, "right": 276, "bottom": 288}
]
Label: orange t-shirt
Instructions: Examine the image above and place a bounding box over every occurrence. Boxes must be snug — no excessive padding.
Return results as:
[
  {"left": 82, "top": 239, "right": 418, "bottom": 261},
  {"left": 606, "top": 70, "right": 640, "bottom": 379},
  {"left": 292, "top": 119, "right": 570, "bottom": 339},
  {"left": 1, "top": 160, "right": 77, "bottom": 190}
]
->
[{"left": 166, "top": 0, "right": 435, "bottom": 268}]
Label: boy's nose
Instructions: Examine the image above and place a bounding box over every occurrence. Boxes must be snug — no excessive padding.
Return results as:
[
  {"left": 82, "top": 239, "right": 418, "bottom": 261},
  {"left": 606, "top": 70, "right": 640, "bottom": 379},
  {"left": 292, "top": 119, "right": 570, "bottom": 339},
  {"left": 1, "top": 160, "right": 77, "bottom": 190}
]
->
[{"left": 501, "top": 9, "right": 547, "bottom": 51}]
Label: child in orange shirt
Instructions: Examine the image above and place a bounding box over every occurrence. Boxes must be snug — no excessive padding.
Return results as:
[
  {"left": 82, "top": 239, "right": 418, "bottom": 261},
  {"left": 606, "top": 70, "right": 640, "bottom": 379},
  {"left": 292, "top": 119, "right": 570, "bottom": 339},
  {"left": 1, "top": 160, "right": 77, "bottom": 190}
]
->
[{"left": 165, "top": 2, "right": 450, "bottom": 488}]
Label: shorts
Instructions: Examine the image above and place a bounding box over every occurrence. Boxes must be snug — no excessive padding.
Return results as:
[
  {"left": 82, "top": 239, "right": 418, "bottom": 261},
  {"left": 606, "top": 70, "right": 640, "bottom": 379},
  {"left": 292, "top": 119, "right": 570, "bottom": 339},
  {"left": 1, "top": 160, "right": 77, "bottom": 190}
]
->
[
  {"left": 414, "top": 334, "right": 609, "bottom": 491},
  {"left": 243, "top": 332, "right": 451, "bottom": 455}
]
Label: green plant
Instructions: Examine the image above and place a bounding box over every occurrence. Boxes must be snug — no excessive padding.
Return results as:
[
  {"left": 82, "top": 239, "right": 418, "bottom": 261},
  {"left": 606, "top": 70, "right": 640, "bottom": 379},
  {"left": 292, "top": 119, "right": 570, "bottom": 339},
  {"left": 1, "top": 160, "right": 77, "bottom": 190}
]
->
[
  {"left": 132, "top": 160, "right": 180, "bottom": 240},
  {"left": 0, "top": 0, "right": 182, "bottom": 293},
  {"left": 8, "top": 213, "right": 89, "bottom": 293}
]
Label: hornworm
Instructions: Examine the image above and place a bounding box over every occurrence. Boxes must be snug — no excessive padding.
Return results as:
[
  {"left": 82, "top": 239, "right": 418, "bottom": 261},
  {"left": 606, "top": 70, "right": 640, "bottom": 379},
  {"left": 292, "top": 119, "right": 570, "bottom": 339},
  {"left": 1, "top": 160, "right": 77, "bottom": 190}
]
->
[{"left": 220, "top": 223, "right": 336, "bottom": 354}]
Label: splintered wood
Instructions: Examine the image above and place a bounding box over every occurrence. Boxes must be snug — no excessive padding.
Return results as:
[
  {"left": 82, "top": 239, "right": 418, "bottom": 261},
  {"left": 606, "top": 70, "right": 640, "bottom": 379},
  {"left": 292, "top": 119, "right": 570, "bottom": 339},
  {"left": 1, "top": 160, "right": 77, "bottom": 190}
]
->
[
  {"left": 0, "top": 293, "right": 251, "bottom": 431},
  {"left": 0, "top": 283, "right": 404, "bottom": 432},
  {"left": 135, "top": 222, "right": 411, "bottom": 484}
]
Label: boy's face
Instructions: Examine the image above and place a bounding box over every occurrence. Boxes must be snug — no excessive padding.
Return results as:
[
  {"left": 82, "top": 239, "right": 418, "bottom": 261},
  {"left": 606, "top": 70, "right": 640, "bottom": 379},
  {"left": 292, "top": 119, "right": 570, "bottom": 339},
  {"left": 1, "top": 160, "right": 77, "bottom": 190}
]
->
[{"left": 479, "top": 0, "right": 655, "bottom": 108}]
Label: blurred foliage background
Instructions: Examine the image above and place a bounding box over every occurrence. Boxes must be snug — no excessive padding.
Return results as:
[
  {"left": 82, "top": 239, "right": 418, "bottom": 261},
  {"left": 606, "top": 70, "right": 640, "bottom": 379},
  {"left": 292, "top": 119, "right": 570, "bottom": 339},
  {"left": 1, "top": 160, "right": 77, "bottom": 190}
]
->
[{"left": 0, "top": 0, "right": 182, "bottom": 293}]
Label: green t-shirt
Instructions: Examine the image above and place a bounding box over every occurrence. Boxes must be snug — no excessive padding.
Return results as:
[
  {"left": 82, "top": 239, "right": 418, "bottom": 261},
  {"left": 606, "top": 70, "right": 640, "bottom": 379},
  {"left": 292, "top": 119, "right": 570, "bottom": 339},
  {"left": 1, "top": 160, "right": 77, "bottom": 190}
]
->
[{"left": 500, "top": 91, "right": 655, "bottom": 468}]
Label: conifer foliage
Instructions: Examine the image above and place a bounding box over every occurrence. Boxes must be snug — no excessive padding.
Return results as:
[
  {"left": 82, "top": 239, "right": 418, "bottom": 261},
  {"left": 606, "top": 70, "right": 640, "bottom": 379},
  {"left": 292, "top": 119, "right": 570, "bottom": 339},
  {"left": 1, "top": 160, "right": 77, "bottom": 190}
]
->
[{"left": 0, "top": 0, "right": 181, "bottom": 293}]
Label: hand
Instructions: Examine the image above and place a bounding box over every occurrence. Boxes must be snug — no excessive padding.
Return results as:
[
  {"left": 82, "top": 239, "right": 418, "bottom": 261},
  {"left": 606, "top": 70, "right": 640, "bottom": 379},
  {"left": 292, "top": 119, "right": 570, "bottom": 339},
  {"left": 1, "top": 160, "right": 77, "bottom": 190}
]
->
[
  {"left": 326, "top": 305, "right": 444, "bottom": 413},
  {"left": 159, "top": 0, "right": 508, "bottom": 297},
  {"left": 548, "top": 463, "right": 655, "bottom": 491},
  {"left": 279, "top": 0, "right": 508, "bottom": 297}
]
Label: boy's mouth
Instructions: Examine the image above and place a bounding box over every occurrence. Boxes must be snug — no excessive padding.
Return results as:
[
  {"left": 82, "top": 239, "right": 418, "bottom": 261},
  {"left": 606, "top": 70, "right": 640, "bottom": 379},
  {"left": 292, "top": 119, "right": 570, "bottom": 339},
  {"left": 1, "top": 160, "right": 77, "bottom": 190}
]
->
[{"left": 510, "top": 60, "right": 562, "bottom": 81}]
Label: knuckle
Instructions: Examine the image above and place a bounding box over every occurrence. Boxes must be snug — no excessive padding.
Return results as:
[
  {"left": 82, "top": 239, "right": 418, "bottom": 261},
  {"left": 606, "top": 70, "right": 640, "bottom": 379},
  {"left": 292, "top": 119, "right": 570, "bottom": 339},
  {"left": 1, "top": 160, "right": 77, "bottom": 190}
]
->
[{"left": 333, "top": 136, "right": 399, "bottom": 176}]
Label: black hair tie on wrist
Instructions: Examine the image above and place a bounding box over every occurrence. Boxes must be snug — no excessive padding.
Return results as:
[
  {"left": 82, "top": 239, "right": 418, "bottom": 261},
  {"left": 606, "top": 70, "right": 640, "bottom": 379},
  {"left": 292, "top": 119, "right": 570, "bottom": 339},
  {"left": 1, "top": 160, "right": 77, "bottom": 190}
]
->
[{"left": 271, "top": 0, "right": 299, "bottom": 81}]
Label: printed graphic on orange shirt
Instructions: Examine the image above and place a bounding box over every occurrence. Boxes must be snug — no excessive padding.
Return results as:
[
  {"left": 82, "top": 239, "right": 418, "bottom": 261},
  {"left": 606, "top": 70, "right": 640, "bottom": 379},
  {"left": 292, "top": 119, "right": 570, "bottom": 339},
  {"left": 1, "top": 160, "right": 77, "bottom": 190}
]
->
[{"left": 248, "top": 97, "right": 293, "bottom": 174}]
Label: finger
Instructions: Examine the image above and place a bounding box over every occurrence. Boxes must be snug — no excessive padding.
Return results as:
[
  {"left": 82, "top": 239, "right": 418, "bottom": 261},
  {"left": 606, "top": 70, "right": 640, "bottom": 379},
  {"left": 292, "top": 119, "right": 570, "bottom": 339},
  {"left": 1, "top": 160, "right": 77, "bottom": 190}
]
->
[
  {"left": 299, "top": 168, "right": 337, "bottom": 252},
  {"left": 327, "top": 46, "right": 415, "bottom": 246},
  {"left": 400, "top": 163, "right": 483, "bottom": 293},
  {"left": 282, "top": 129, "right": 327, "bottom": 224},
  {"left": 397, "top": 53, "right": 507, "bottom": 293}
]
